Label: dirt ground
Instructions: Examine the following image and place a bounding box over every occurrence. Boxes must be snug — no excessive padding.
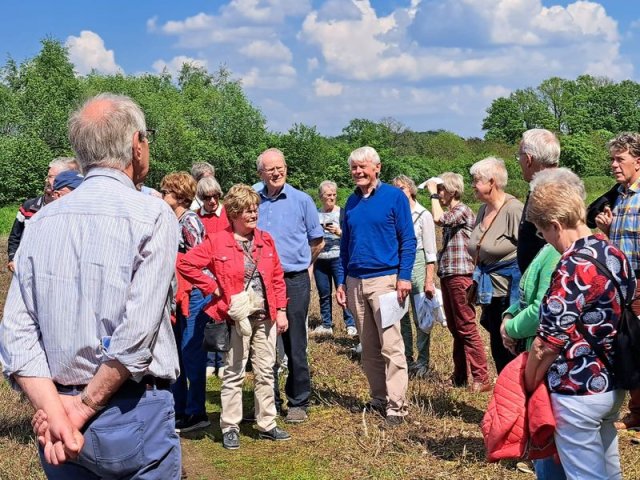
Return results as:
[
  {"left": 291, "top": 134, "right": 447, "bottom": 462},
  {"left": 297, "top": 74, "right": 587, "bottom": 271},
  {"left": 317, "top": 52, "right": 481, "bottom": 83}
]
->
[{"left": 0, "top": 236, "right": 639, "bottom": 479}]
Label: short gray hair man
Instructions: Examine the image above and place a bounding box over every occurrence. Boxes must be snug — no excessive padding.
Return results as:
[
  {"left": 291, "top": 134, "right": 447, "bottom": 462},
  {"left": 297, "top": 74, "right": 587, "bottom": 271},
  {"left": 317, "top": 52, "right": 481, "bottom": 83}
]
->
[
  {"left": 517, "top": 128, "right": 561, "bottom": 272},
  {"left": 191, "top": 162, "right": 215, "bottom": 181},
  {"left": 519, "top": 129, "right": 560, "bottom": 182},
  {"left": 1, "top": 92, "right": 181, "bottom": 476},
  {"left": 69, "top": 93, "right": 147, "bottom": 173}
]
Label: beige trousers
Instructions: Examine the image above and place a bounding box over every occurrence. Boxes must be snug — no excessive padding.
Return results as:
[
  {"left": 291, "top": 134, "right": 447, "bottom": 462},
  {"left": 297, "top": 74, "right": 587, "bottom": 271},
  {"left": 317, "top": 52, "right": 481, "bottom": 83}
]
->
[
  {"left": 346, "top": 274, "right": 408, "bottom": 416},
  {"left": 220, "top": 318, "right": 277, "bottom": 433}
]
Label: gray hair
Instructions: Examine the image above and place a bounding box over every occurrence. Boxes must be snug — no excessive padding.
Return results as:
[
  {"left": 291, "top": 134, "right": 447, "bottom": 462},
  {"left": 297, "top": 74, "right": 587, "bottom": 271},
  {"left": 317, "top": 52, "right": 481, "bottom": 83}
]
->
[
  {"left": 49, "top": 157, "right": 77, "bottom": 171},
  {"left": 392, "top": 175, "right": 417, "bottom": 199},
  {"left": 318, "top": 180, "right": 337, "bottom": 197},
  {"left": 256, "top": 148, "right": 286, "bottom": 171},
  {"left": 607, "top": 132, "right": 640, "bottom": 158},
  {"left": 196, "top": 176, "right": 223, "bottom": 198},
  {"left": 521, "top": 129, "right": 560, "bottom": 168},
  {"left": 68, "top": 93, "right": 146, "bottom": 173},
  {"left": 470, "top": 157, "right": 508, "bottom": 189},
  {"left": 530, "top": 167, "right": 585, "bottom": 200},
  {"left": 191, "top": 162, "right": 215, "bottom": 181},
  {"left": 348, "top": 146, "right": 380, "bottom": 166},
  {"left": 439, "top": 172, "right": 464, "bottom": 200}
]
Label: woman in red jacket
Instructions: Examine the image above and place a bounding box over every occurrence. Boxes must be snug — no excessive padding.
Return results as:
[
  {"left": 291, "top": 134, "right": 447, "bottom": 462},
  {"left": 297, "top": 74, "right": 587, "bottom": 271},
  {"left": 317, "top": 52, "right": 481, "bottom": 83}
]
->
[{"left": 177, "top": 184, "right": 290, "bottom": 450}]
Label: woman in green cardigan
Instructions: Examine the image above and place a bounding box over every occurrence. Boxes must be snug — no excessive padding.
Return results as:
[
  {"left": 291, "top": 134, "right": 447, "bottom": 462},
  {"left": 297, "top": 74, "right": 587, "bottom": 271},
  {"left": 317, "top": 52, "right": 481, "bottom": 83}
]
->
[{"left": 500, "top": 243, "right": 560, "bottom": 353}]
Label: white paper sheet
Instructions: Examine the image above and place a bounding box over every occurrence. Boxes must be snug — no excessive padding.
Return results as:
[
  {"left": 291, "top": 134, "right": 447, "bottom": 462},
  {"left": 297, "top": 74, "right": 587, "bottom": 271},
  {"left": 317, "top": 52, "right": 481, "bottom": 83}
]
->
[{"left": 379, "top": 290, "right": 409, "bottom": 329}]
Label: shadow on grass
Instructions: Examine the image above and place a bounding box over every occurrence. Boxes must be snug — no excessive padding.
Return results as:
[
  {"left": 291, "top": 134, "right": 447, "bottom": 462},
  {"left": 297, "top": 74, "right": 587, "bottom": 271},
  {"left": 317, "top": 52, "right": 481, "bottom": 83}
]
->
[
  {"left": 312, "top": 386, "right": 365, "bottom": 411},
  {"left": 412, "top": 388, "right": 486, "bottom": 425},
  {"left": 415, "top": 433, "right": 487, "bottom": 463},
  {"left": 0, "top": 414, "right": 35, "bottom": 445}
]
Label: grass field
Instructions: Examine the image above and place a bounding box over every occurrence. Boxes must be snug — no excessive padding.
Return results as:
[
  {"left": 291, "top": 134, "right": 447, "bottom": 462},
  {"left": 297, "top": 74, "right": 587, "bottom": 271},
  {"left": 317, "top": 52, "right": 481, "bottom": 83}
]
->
[{"left": 1, "top": 234, "right": 639, "bottom": 480}]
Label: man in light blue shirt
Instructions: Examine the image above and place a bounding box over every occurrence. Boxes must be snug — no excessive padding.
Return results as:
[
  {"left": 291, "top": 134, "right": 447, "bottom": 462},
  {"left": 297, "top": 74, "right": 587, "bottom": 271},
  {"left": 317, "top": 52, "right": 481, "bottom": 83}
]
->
[
  {"left": 1, "top": 93, "right": 182, "bottom": 478},
  {"left": 256, "top": 148, "right": 324, "bottom": 423}
]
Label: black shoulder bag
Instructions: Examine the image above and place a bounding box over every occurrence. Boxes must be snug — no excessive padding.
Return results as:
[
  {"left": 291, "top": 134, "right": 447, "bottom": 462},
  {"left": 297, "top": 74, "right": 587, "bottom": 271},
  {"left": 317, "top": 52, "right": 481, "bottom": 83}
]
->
[{"left": 572, "top": 252, "right": 640, "bottom": 390}]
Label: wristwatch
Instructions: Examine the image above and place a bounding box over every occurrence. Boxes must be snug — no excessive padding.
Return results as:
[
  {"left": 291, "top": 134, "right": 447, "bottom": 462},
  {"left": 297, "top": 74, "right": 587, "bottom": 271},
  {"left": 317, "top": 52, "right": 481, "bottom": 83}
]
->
[
  {"left": 430, "top": 193, "right": 440, "bottom": 200},
  {"left": 80, "top": 389, "right": 106, "bottom": 412}
]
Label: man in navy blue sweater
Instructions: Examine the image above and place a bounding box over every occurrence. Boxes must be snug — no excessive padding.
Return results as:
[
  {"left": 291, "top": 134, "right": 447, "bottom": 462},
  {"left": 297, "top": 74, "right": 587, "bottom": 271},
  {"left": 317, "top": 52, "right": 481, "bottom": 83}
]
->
[{"left": 336, "top": 146, "right": 416, "bottom": 426}]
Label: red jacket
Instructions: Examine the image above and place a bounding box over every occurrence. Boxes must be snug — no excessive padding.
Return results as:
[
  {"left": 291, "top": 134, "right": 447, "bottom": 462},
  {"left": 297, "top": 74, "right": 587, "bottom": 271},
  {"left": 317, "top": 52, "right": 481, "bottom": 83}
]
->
[
  {"left": 197, "top": 206, "right": 230, "bottom": 236},
  {"left": 177, "top": 227, "right": 287, "bottom": 323},
  {"left": 481, "top": 352, "right": 557, "bottom": 462}
]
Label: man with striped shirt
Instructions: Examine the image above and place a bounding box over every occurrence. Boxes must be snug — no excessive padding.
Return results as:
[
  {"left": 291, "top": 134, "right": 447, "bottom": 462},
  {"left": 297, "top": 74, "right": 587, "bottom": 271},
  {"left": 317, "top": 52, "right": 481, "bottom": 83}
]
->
[{"left": 0, "top": 93, "right": 182, "bottom": 478}]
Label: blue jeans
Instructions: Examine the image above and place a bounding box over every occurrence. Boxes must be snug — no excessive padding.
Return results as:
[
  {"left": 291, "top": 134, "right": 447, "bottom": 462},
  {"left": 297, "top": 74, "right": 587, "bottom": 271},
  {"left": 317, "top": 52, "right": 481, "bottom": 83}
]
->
[
  {"left": 313, "top": 257, "right": 355, "bottom": 328},
  {"left": 172, "top": 288, "right": 210, "bottom": 416},
  {"left": 274, "top": 270, "right": 311, "bottom": 409},
  {"left": 40, "top": 386, "right": 181, "bottom": 479},
  {"left": 533, "top": 457, "right": 566, "bottom": 480}
]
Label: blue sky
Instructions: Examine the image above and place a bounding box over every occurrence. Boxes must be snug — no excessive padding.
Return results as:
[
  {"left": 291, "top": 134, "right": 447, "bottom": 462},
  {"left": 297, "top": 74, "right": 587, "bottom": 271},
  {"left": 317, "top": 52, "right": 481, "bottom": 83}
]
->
[{"left": 2, "top": 0, "right": 640, "bottom": 138}]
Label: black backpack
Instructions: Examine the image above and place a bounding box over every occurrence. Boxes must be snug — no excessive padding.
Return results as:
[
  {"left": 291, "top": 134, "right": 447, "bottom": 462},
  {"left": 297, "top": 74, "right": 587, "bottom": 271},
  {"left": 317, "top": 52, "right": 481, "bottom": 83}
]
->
[{"left": 572, "top": 252, "right": 640, "bottom": 391}]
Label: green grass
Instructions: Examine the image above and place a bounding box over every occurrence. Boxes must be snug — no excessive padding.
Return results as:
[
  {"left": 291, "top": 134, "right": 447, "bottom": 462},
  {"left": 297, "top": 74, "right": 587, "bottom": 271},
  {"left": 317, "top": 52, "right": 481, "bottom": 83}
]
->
[{"left": 0, "top": 205, "right": 18, "bottom": 236}]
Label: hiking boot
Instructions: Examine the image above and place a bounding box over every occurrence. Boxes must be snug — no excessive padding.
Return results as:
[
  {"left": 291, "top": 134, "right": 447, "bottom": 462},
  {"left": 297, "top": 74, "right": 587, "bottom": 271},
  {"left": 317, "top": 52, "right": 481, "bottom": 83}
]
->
[
  {"left": 222, "top": 429, "right": 240, "bottom": 450},
  {"left": 259, "top": 426, "right": 291, "bottom": 441},
  {"left": 311, "top": 325, "right": 333, "bottom": 336},
  {"left": 346, "top": 326, "right": 358, "bottom": 337},
  {"left": 385, "top": 415, "right": 405, "bottom": 427},
  {"left": 176, "top": 413, "right": 210, "bottom": 434},
  {"left": 285, "top": 407, "right": 308, "bottom": 423}
]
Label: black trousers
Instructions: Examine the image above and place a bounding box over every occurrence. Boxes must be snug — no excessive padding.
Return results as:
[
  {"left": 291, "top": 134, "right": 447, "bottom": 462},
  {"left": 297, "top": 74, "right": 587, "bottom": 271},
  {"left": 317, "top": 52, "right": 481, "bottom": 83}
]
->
[
  {"left": 480, "top": 296, "right": 516, "bottom": 374},
  {"left": 273, "top": 270, "right": 311, "bottom": 409}
]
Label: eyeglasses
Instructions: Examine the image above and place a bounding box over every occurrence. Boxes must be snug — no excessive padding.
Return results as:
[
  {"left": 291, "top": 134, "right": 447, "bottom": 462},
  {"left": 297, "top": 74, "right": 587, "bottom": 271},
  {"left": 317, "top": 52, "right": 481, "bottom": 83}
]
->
[
  {"left": 140, "top": 129, "right": 156, "bottom": 145},
  {"left": 261, "top": 166, "right": 286, "bottom": 176},
  {"left": 202, "top": 194, "right": 220, "bottom": 201}
]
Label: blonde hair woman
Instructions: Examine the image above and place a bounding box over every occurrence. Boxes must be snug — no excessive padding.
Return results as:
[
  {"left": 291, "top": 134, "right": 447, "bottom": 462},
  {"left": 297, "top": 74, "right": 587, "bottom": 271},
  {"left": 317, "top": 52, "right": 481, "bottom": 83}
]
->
[{"left": 178, "top": 184, "right": 290, "bottom": 450}]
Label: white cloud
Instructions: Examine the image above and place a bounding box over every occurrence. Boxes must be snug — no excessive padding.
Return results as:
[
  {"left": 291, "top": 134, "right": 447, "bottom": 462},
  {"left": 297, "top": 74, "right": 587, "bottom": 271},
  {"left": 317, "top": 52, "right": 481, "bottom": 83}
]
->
[
  {"left": 240, "top": 64, "right": 297, "bottom": 89},
  {"left": 223, "top": 0, "right": 312, "bottom": 24},
  {"left": 65, "top": 31, "right": 121, "bottom": 75},
  {"left": 239, "top": 40, "right": 292, "bottom": 62},
  {"left": 300, "top": 0, "right": 631, "bottom": 82},
  {"left": 152, "top": 56, "right": 208, "bottom": 76},
  {"left": 313, "top": 77, "right": 343, "bottom": 96},
  {"left": 307, "top": 57, "right": 319, "bottom": 71}
]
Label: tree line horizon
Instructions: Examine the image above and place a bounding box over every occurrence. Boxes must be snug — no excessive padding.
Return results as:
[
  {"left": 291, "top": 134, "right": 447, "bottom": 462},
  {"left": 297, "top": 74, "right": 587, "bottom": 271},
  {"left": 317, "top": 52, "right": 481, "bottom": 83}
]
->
[{"left": 0, "top": 38, "right": 627, "bottom": 206}]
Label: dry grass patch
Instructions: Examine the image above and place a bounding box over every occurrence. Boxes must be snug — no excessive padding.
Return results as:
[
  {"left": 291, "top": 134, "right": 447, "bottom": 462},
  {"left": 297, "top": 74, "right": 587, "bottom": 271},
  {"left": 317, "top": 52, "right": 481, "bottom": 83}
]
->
[{"left": 1, "top": 236, "right": 640, "bottom": 479}]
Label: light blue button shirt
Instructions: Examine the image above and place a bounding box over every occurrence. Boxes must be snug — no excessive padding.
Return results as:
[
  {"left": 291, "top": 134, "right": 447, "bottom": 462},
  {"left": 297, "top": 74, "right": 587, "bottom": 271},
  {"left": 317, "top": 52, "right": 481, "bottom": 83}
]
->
[
  {"left": 257, "top": 183, "right": 324, "bottom": 272},
  {"left": 0, "top": 168, "right": 181, "bottom": 386}
]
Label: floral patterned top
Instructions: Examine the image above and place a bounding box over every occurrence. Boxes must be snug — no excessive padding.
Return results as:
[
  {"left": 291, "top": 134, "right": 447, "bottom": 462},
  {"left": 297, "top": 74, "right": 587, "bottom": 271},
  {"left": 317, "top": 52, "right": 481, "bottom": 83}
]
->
[
  {"left": 538, "top": 234, "right": 635, "bottom": 395},
  {"left": 178, "top": 210, "right": 205, "bottom": 253}
]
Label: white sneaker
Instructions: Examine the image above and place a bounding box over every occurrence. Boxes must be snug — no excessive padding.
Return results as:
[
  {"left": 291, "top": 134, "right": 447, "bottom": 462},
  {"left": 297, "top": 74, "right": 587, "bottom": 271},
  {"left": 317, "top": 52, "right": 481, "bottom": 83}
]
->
[
  {"left": 346, "top": 326, "right": 358, "bottom": 337},
  {"left": 311, "top": 325, "right": 333, "bottom": 336},
  {"left": 206, "top": 366, "right": 215, "bottom": 378},
  {"left": 216, "top": 367, "right": 225, "bottom": 379}
]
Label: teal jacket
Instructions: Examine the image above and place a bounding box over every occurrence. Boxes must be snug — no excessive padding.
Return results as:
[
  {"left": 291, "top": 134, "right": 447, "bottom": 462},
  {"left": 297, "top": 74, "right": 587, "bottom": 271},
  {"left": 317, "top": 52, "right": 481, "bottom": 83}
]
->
[{"left": 503, "top": 244, "right": 561, "bottom": 351}]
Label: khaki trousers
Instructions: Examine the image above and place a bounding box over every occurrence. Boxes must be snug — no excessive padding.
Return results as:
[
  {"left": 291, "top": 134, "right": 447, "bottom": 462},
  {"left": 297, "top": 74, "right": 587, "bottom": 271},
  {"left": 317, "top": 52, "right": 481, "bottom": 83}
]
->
[
  {"left": 220, "top": 318, "right": 277, "bottom": 433},
  {"left": 346, "top": 274, "right": 408, "bottom": 416}
]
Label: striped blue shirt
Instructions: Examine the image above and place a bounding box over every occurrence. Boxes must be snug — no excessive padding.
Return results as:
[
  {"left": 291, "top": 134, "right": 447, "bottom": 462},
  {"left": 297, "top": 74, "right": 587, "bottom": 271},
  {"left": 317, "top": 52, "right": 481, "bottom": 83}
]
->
[
  {"left": 0, "top": 168, "right": 180, "bottom": 386},
  {"left": 610, "top": 178, "right": 640, "bottom": 272}
]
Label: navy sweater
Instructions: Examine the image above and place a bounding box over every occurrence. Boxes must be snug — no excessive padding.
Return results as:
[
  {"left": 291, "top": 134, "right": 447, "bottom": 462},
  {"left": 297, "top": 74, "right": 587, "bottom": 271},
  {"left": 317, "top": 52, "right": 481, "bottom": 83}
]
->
[{"left": 340, "top": 182, "right": 417, "bottom": 283}]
